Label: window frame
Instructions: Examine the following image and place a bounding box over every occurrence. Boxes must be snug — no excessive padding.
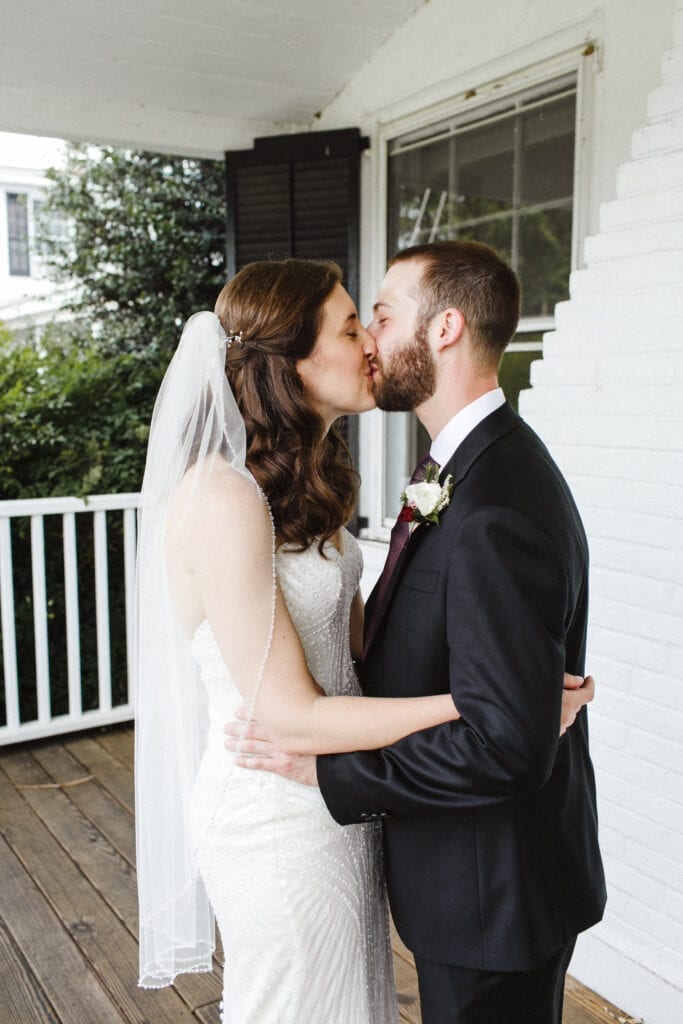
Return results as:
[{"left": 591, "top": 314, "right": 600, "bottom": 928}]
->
[
  {"left": 3, "top": 187, "right": 52, "bottom": 280},
  {"left": 358, "top": 45, "right": 597, "bottom": 540},
  {"left": 6, "top": 191, "right": 31, "bottom": 277}
]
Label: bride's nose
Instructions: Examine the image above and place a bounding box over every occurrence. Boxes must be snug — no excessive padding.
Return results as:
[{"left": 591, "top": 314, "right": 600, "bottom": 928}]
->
[{"left": 359, "top": 324, "right": 377, "bottom": 360}]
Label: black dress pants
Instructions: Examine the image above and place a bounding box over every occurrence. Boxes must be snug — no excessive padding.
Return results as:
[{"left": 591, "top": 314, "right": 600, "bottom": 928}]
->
[{"left": 414, "top": 937, "right": 577, "bottom": 1024}]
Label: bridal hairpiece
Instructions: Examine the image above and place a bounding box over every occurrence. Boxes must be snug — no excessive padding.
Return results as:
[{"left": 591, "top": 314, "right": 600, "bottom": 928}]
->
[{"left": 225, "top": 330, "right": 243, "bottom": 348}]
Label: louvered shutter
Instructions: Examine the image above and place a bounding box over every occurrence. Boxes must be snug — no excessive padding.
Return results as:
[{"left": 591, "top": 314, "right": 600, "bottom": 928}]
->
[{"left": 225, "top": 128, "right": 367, "bottom": 304}]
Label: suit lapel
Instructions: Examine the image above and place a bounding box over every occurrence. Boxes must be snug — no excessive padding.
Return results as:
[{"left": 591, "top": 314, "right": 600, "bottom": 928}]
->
[
  {"left": 363, "top": 403, "right": 521, "bottom": 659},
  {"left": 438, "top": 401, "right": 520, "bottom": 489}
]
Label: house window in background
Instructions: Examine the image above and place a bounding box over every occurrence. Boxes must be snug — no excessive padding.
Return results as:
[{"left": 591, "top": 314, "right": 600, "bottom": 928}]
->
[
  {"left": 7, "top": 192, "right": 30, "bottom": 276},
  {"left": 383, "top": 75, "right": 577, "bottom": 520}
]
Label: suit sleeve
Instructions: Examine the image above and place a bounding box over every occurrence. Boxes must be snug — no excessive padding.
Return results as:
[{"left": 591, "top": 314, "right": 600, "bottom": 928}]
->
[{"left": 317, "top": 507, "right": 572, "bottom": 824}]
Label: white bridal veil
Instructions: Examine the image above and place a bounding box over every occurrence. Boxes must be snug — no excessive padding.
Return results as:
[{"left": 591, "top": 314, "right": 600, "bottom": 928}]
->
[{"left": 134, "top": 312, "right": 274, "bottom": 988}]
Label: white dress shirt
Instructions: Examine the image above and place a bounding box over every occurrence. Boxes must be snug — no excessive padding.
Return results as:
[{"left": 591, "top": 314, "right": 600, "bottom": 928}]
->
[{"left": 430, "top": 387, "right": 506, "bottom": 469}]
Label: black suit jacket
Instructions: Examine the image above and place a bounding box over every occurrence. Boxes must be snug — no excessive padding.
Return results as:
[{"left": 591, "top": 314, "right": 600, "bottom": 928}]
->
[{"left": 318, "top": 403, "right": 606, "bottom": 971}]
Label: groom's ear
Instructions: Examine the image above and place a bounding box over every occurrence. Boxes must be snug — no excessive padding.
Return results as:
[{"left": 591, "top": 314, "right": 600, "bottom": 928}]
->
[{"left": 434, "top": 307, "right": 465, "bottom": 351}]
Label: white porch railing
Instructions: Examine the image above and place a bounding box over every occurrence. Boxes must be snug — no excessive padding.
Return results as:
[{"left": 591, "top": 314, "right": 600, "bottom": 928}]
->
[{"left": 0, "top": 493, "right": 139, "bottom": 746}]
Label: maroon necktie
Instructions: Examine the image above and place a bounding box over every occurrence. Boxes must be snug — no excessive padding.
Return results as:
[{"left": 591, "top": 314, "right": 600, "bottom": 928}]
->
[{"left": 365, "top": 453, "right": 436, "bottom": 650}]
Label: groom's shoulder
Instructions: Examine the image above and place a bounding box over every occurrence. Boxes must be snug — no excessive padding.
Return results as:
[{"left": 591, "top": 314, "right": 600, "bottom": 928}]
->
[
  {"left": 492, "top": 406, "right": 561, "bottom": 469},
  {"left": 467, "top": 407, "right": 577, "bottom": 510}
]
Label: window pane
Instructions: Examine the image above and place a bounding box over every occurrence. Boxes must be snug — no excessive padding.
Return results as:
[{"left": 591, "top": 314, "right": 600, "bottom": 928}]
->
[
  {"left": 519, "top": 95, "right": 575, "bottom": 205},
  {"left": 519, "top": 206, "right": 572, "bottom": 316},
  {"left": 517, "top": 93, "right": 575, "bottom": 315},
  {"left": 387, "top": 81, "right": 576, "bottom": 315},
  {"left": 381, "top": 78, "right": 575, "bottom": 525},
  {"left": 7, "top": 193, "right": 30, "bottom": 276}
]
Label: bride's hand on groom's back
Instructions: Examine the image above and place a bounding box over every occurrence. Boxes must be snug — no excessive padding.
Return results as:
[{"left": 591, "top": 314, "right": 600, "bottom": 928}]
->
[
  {"left": 560, "top": 674, "right": 595, "bottom": 736},
  {"left": 223, "top": 707, "right": 319, "bottom": 786},
  {"left": 224, "top": 675, "right": 594, "bottom": 772}
]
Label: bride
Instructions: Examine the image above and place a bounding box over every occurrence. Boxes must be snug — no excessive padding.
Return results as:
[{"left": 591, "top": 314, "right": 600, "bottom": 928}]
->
[
  {"left": 135, "top": 258, "right": 590, "bottom": 1023},
  {"left": 136, "top": 258, "right": 460, "bottom": 1024}
]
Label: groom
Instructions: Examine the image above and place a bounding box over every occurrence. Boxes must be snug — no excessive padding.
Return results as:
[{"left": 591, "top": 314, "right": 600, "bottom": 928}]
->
[{"left": 229, "top": 241, "right": 606, "bottom": 1023}]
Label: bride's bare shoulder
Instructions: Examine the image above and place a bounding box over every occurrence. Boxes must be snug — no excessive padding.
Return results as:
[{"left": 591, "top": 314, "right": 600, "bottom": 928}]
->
[{"left": 169, "top": 456, "right": 269, "bottom": 537}]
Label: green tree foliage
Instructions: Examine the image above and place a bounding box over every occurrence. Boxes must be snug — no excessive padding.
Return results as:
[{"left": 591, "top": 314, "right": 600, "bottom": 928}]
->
[
  {"left": 4, "top": 142, "right": 227, "bottom": 494},
  {"left": 1, "top": 146, "right": 226, "bottom": 723},
  {"left": 0, "top": 324, "right": 163, "bottom": 500},
  {"left": 40, "top": 144, "right": 227, "bottom": 353}
]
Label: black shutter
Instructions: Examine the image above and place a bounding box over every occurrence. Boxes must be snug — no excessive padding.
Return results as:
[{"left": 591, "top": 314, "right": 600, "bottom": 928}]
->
[
  {"left": 225, "top": 128, "right": 367, "bottom": 531},
  {"left": 225, "top": 128, "right": 367, "bottom": 304}
]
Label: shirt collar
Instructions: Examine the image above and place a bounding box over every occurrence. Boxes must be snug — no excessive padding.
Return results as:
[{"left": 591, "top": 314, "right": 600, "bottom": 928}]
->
[{"left": 430, "top": 388, "right": 506, "bottom": 468}]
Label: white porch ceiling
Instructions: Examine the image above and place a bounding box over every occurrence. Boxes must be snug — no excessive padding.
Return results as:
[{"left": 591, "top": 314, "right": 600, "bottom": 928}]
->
[{"left": 0, "top": 0, "right": 423, "bottom": 156}]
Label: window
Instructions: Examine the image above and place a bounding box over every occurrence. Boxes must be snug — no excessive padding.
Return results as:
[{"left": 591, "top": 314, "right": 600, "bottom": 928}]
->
[
  {"left": 33, "top": 199, "right": 71, "bottom": 260},
  {"left": 380, "top": 75, "right": 578, "bottom": 526},
  {"left": 7, "top": 192, "right": 30, "bottom": 276},
  {"left": 4, "top": 191, "right": 71, "bottom": 281}
]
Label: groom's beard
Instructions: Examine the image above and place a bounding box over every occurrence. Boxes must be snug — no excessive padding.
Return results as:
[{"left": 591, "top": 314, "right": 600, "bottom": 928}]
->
[{"left": 372, "top": 318, "right": 436, "bottom": 412}]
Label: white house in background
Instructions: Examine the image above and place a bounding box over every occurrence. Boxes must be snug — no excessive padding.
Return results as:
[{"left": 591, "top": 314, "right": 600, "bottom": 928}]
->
[
  {"left": 0, "top": 132, "right": 66, "bottom": 332},
  {"left": 1, "top": 1, "right": 682, "bottom": 1021}
]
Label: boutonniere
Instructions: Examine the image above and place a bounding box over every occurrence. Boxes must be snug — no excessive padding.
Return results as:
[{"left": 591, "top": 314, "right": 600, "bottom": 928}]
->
[{"left": 399, "top": 462, "right": 454, "bottom": 532}]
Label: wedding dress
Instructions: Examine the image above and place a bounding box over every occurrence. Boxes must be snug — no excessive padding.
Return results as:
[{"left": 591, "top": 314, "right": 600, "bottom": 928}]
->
[{"left": 189, "top": 527, "right": 399, "bottom": 1024}]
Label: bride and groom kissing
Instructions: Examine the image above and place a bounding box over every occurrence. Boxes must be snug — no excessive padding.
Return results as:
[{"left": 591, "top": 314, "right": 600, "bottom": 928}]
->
[{"left": 135, "top": 241, "right": 606, "bottom": 1024}]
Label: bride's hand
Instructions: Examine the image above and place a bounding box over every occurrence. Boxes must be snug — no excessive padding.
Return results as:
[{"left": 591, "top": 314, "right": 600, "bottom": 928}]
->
[
  {"left": 223, "top": 708, "right": 318, "bottom": 786},
  {"left": 560, "top": 673, "right": 595, "bottom": 736}
]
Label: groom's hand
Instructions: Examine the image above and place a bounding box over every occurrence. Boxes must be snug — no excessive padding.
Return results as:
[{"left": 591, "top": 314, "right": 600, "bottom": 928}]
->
[
  {"left": 560, "top": 673, "right": 595, "bottom": 736},
  {"left": 223, "top": 707, "right": 318, "bottom": 787}
]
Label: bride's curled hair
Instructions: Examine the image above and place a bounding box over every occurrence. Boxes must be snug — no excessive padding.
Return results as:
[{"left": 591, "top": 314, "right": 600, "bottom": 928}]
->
[{"left": 214, "top": 259, "right": 359, "bottom": 552}]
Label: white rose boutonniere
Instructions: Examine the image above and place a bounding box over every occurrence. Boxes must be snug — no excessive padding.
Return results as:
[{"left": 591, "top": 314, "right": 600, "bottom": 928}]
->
[{"left": 399, "top": 462, "right": 454, "bottom": 531}]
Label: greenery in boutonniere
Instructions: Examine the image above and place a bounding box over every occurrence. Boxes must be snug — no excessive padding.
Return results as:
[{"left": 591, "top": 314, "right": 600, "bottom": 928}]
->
[{"left": 399, "top": 462, "right": 454, "bottom": 529}]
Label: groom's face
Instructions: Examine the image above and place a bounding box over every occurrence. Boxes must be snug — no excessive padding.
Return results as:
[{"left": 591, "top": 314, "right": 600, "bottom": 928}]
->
[{"left": 367, "top": 260, "right": 437, "bottom": 412}]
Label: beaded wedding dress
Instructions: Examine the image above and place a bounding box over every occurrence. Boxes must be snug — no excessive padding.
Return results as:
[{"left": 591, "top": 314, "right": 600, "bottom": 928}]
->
[{"left": 189, "top": 528, "right": 399, "bottom": 1024}]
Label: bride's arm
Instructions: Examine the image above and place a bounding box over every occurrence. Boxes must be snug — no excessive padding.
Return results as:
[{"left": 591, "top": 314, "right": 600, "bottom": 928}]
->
[{"left": 187, "top": 463, "right": 459, "bottom": 756}]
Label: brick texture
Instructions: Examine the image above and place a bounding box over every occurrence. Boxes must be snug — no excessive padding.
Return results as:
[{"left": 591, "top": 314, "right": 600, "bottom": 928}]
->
[{"left": 519, "top": 3, "right": 683, "bottom": 1020}]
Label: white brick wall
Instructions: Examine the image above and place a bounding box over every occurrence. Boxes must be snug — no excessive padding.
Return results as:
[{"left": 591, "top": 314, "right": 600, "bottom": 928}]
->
[{"left": 520, "top": 2, "right": 683, "bottom": 1020}]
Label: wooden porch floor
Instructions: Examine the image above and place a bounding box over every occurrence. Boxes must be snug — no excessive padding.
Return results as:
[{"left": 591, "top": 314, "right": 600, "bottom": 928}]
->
[{"left": 0, "top": 724, "right": 629, "bottom": 1024}]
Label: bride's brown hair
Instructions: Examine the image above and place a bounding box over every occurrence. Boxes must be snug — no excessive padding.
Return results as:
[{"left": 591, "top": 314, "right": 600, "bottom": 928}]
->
[{"left": 214, "top": 258, "right": 359, "bottom": 552}]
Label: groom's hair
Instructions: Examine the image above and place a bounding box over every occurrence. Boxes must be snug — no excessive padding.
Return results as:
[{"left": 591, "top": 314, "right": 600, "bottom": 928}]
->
[{"left": 390, "top": 241, "right": 521, "bottom": 371}]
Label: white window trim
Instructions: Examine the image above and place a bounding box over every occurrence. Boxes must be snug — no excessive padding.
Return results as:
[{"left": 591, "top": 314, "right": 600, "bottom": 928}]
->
[
  {"left": 1, "top": 185, "right": 50, "bottom": 280},
  {"left": 357, "top": 44, "right": 598, "bottom": 542}
]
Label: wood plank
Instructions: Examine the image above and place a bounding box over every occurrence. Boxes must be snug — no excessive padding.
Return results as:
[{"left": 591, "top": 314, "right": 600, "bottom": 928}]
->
[
  {"left": 0, "top": 752, "right": 210, "bottom": 1020},
  {"left": 0, "top": 829, "right": 129, "bottom": 1024},
  {"left": 194, "top": 1001, "right": 221, "bottom": 1024},
  {"left": 56, "top": 732, "right": 226, "bottom": 1009},
  {"left": 395, "top": 956, "right": 421, "bottom": 1024},
  {"left": 1, "top": 747, "right": 138, "bottom": 928},
  {"left": 63, "top": 732, "right": 134, "bottom": 812},
  {"left": 564, "top": 974, "right": 640, "bottom": 1024},
  {"left": 2, "top": 729, "right": 633, "bottom": 1024},
  {"left": 0, "top": 916, "right": 60, "bottom": 1024},
  {"left": 32, "top": 739, "right": 225, "bottom": 1010},
  {"left": 95, "top": 723, "right": 135, "bottom": 767},
  {"left": 390, "top": 920, "right": 421, "bottom": 1023},
  {"left": 31, "top": 740, "right": 136, "bottom": 865},
  {"left": 20, "top": 740, "right": 224, "bottom": 1011}
]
